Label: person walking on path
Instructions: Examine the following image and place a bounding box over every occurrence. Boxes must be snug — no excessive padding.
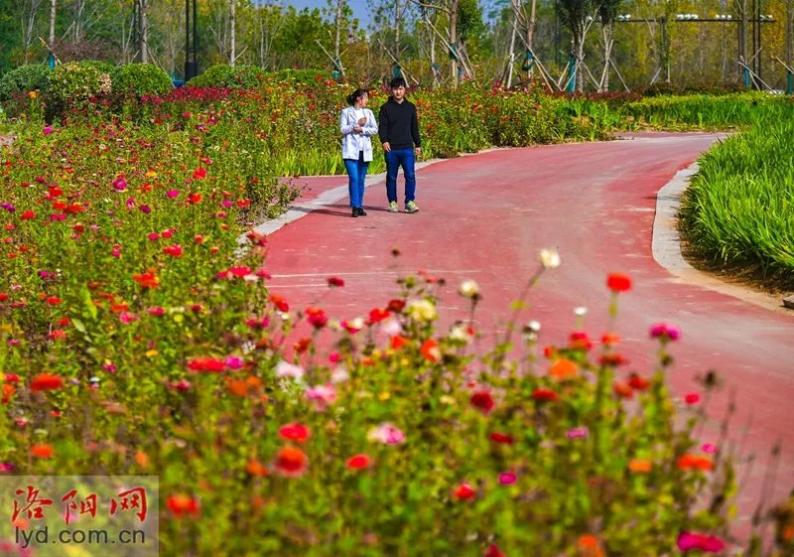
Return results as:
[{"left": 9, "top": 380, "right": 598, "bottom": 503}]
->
[
  {"left": 378, "top": 77, "right": 422, "bottom": 214},
  {"left": 340, "top": 88, "right": 378, "bottom": 218}
]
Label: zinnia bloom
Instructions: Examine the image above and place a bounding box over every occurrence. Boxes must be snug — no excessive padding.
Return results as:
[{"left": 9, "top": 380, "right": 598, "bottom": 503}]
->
[
  {"left": 470, "top": 389, "right": 495, "bottom": 414},
  {"left": 30, "top": 373, "right": 64, "bottom": 392},
  {"left": 649, "top": 322, "right": 681, "bottom": 341},
  {"left": 275, "top": 446, "right": 308, "bottom": 476},
  {"left": 606, "top": 272, "right": 632, "bottom": 292},
  {"left": 346, "top": 454, "right": 373, "bottom": 471},
  {"left": 420, "top": 339, "right": 441, "bottom": 363},
  {"left": 367, "top": 423, "right": 405, "bottom": 445},
  {"left": 278, "top": 423, "right": 311, "bottom": 443},
  {"left": 676, "top": 532, "right": 726, "bottom": 553},
  {"left": 166, "top": 494, "right": 200, "bottom": 517},
  {"left": 327, "top": 276, "right": 345, "bottom": 287},
  {"left": 677, "top": 454, "right": 714, "bottom": 471},
  {"left": 30, "top": 443, "right": 54, "bottom": 459},
  {"left": 453, "top": 482, "right": 476, "bottom": 501},
  {"left": 532, "top": 388, "right": 558, "bottom": 402}
]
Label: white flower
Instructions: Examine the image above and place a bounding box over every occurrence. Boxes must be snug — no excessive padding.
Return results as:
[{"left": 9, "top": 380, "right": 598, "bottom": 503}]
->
[
  {"left": 276, "top": 360, "right": 305, "bottom": 380},
  {"left": 380, "top": 318, "right": 403, "bottom": 337},
  {"left": 406, "top": 298, "right": 438, "bottom": 322},
  {"left": 331, "top": 366, "right": 349, "bottom": 384},
  {"left": 527, "top": 320, "right": 541, "bottom": 333},
  {"left": 449, "top": 324, "right": 473, "bottom": 343},
  {"left": 539, "top": 248, "right": 561, "bottom": 269},
  {"left": 574, "top": 306, "right": 588, "bottom": 317},
  {"left": 458, "top": 279, "right": 480, "bottom": 299}
]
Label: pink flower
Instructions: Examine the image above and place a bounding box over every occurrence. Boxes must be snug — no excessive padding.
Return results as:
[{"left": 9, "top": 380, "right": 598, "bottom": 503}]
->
[
  {"left": 701, "top": 443, "right": 718, "bottom": 454},
  {"left": 676, "top": 532, "right": 726, "bottom": 553},
  {"left": 147, "top": 306, "right": 165, "bottom": 317},
  {"left": 367, "top": 423, "right": 406, "bottom": 445},
  {"left": 147, "top": 232, "right": 160, "bottom": 241},
  {"left": 276, "top": 360, "right": 304, "bottom": 380},
  {"left": 305, "top": 384, "right": 337, "bottom": 411},
  {"left": 118, "top": 311, "right": 138, "bottom": 324},
  {"left": 498, "top": 471, "right": 517, "bottom": 485},
  {"left": 111, "top": 244, "right": 122, "bottom": 258},
  {"left": 566, "top": 426, "right": 589, "bottom": 439},
  {"left": 166, "top": 189, "right": 180, "bottom": 199},
  {"left": 328, "top": 352, "right": 341, "bottom": 364},
  {"left": 649, "top": 322, "right": 681, "bottom": 341},
  {"left": 43, "top": 126, "right": 53, "bottom": 136}
]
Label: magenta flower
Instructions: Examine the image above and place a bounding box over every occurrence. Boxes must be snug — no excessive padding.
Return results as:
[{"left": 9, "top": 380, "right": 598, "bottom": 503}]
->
[
  {"left": 43, "top": 126, "right": 53, "bottom": 136},
  {"left": 649, "top": 322, "right": 681, "bottom": 341},
  {"left": 701, "top": 443, "right": 718, "bottom": 454},
  {"left": 566, "top": 426, "right": 589, "bottom": 439},
  {"left": 118, "top": 311, "right": 138, "bottom": 324},
  {"left": 677, "top": 532, "right": 726, "bottom": 553},
  {"left": 224, "top": 356, "right": 244, "bottom": 370},
  {"left": 112, "top": 176, "right": 127, "bottom": 191},
  {"left": 0, "top": 462, "right": 14, "bottom": 473},
  {"left": 166, "top": 189, "right": 180, "bottom": 199},
  {"left": 498, "top": 471, "right": 517, "bottom": 485},
  {"left": 147, "top": 306, "right": 165, "bottom": 317}
]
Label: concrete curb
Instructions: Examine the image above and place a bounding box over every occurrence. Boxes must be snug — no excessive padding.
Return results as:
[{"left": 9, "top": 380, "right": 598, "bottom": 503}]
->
[{"left": 652, "top": 162, "right": 791, "bottom": 315}]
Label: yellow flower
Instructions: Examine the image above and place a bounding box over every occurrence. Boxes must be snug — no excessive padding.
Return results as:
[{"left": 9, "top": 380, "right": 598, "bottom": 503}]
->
[
  {"left": 27, "top": 90, "right": 39, "bottom": 100},
  {"left": 406, "top": 299, "right": 438, "bottom": 322},
  {"left": 145, "top": 349, "right": 159, "bottom": 358},
  {"left": 378, "top": 391, "right": 391, "bottom": 401}
]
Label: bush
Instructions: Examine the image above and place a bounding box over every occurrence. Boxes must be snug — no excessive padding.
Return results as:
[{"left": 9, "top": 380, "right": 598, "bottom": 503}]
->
[
  {"left": 110, "top": 63, "right": 172, "bottom": 99},
  {"left": 0, "top": 64, "right": 50, "bottom": 102},
  {"left": 43, "top": 61, "right": 112, "bottom": 117},
  {"left": 187, "top": 64, "right": 265, "bottom": 89},
  {"left": 267, "top": 68, "right": 328, "bottom": 85}
]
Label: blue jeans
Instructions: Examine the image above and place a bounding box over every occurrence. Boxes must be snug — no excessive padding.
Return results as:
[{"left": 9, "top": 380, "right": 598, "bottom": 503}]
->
[
  {"left": 385, "top": 148, "right": 416, "bottom": 204},
  {"left": 344, "top": 152, "right": 369, "bottom": 209}
]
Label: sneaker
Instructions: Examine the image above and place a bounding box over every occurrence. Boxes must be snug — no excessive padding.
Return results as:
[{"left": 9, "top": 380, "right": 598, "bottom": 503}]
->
[
  {"left": 388, "top": 201, "right": 399, "bottom": 213},
  {"left": 351, "top": 208, "right": 359, "bottom": 218},
  {"left": 405, "top": 200, "right": 419, "bottom": 214},
  {"left": 358, "top": 207, "right": 367, "bottom": 216}
]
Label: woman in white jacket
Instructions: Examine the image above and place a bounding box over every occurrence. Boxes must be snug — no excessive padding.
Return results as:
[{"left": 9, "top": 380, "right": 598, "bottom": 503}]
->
[{"left": 340, "top": 88, "right": 378, "bottom": 217}]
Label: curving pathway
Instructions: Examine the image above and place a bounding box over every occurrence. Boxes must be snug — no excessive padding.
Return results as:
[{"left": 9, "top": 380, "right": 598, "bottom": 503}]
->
[{"left": 261, "top": 133, "right": 794, "bottom": 532}]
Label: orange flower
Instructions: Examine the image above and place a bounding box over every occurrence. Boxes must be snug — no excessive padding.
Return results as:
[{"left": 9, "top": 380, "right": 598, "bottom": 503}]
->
[
  {"left": 390, "top": 335, "right": 409, "bottom": 350},
  {"left": 577, "top": 534, "right": 605, "bottom": 557},
  {"left": 135, "top": 450, "right": 150, "bottom": 469},
  {"left": 246, "top": 458, "right": 269, "bottom": 477},
  {"left": 613, "top": 381, "right": 633, "bottom": 399},
  {"left": 549, "top": 358, "right": 577, "bottom": 381},
  {"left": 132, "top": 269, "right": 159, "bottom": 289},
  {"left": 30, "top": 373, "right": 64, "bottom": 392},
  {"left": 628, "top": 458, "right": 653, "bottom": 473},
  {"left": 2, "top": 383, "right": 15, "bottom": 404},
  {"left": 30, "top": 443, "right": 55, "bottom": 459},
  {"left": 420, "top": 339, "right": 441, "bottom": 363},
  {"left": 677, "top": 454, "right": 714, "bottom": 471}
]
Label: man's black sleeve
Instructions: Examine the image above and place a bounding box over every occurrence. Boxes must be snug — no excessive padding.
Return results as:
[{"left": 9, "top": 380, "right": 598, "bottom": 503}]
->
[
  {"left": 378, "top": 105, "right": 389, "bottom": 144},
  {"left": 411, "top": 105, "right": 421, "bottom": 147}
]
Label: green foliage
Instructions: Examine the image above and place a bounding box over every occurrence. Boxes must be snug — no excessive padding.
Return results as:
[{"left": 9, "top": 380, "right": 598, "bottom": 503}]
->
[
  {"left": 268, "top": 68, "right": 328, "bottom": 85},
  {"left": 0, "top": 64, "right": 49, "bottom": 102},
  {"left": 111, "top": 64, "right": 172, "bottom": 99},
  {"left": 187, "top": 64, "right": 266, "bottom": 89},
  {"left": 43, "top": 61, "right": 112, "bottom": 117}
]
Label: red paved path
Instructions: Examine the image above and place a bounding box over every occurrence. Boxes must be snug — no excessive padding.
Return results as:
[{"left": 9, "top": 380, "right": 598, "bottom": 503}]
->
[{"left": 264, "top": 133, "right": 794, "bottom": 532}]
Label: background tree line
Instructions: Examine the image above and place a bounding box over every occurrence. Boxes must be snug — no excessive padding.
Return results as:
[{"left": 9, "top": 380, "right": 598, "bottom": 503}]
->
[{"left": 1, "top": 0, "right": 792, "bottom": 91}]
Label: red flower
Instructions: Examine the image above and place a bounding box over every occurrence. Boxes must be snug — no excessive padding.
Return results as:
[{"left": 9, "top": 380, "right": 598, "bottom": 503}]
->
[
  {"left": 163, "top": 244, "right": 183, "bottom": 257},
  {"left": 391, "top": 335, "right": 409, "bottom": 350},
  {"left": 192, "top": 167, "right": 207, "bottom": 179},
  {"left": 30, "top": 373, "right": 64, "bottom": 392},
  {"left": 269, "top": 294, "right": 289, "bottom": 312},
  {"left": 489, "top": 432, "right": 514, "bottom": 445},
  {"left": 628, "top": 373, "right": 650, "bottom": 391},
  {"left": 279, "top": 423, "right": 311, "bottom": 443},
  {"left": 677, "top": 454, "right": 714, "bottom": 471},
  {"left": 568, "top": 331, "right": 592, "bottom": 351},
  {"left": 186, "top": 357, "right": 226, "bottom": 373},
  {"left": 133, "top": 270, "right": 159, "bottom": 289},
  {"left": 305, "top": 307, "right": 328, "bottom": 329},
  {"left": 532, "top": 388, "right": 558, "bottom": 402},
  {"left": 599, "top": 353, "right": 628, "bottom": 367},
  {"left": 21, "top": 210, "right": 36, "bottom": 220},
  {"left": 166, "top": 494, "right": 200, "bottom": 517},
  {"left": 607, "top": 273, "right": 632, "bottom": 292},
  {"left": 367, "top": 307, "right": 391, "bottom": 324},
  {"left": 30, "top": 443, "right": 55, "bottom": 459},
  {"left": 470, "top": 389, "right": 495, "bottom": 414},
  {"left": 275, "top": 446, "right": 308, "bottom": 476},
  {"left": 327, "top": 276, "right": 345, "bottom": 287},
  {"left": 346, "top": 454, "right": 373, "bottom": 470},
  {"left": 188, "top": 192, "right": 202, "bottom": 204},
  {"left": 453, "top": 482, "right": 476, "bottom": 501},
  {"left": 228, "top": 266, "right": 252, "bottom": 278},
  {"left": 387, "top": 299, "right": 406, "bottom": 312},
  {"left": 684, "top": 392, "right": 700, "bottom": 405},
  {"left": 484, "top": 544, "right": 506, "bottom": 557}
]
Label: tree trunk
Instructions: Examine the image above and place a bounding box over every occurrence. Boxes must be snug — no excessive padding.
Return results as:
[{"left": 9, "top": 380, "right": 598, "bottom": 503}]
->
[
  {"left": 334, "top": 0, "right": 344, "bottom": 76},
  {"left": 430, "top": 28, "right": 439, "bottom": 88},
  {"left": 230, "top": 0, "right": 236, "bottom": 66},
  {"left": 600, "top": 23, "right": 614, "bottom": 92},
  {"left": 506, "top": 12, "right": 517, "bottom": 88},
  {"left": 49, "top": 0, "right": 56, "bottom": 47}
]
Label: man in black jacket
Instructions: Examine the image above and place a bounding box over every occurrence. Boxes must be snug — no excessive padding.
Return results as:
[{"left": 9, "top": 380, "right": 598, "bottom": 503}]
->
[{"left": 378, "top": 77, "right": 421, "bottom": 213}]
